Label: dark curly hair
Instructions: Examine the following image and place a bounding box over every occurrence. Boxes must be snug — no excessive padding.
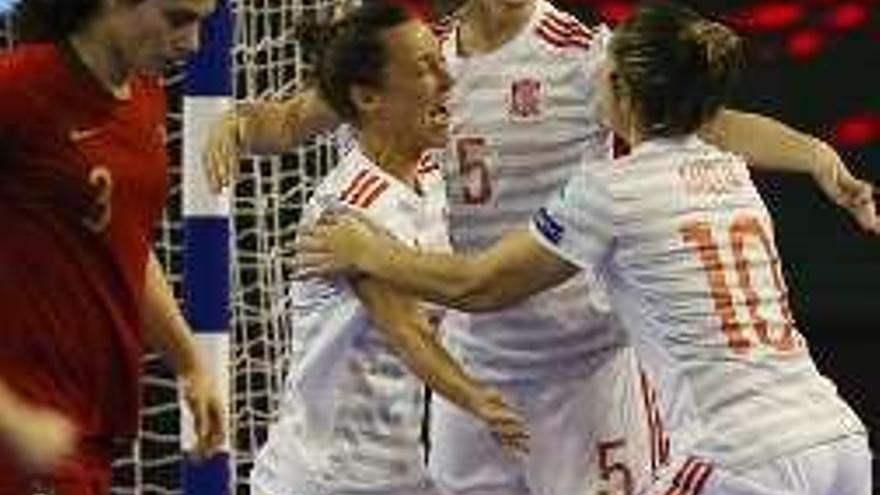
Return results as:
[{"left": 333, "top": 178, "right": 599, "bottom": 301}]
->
[
  {"left": 313, "top": 1, "right": 412, "bottom": 123},
  {"left": 13, "top": 0, "right": 143, "bottom": 42},
  {"left": 610, "top": 1, "right": 743, "bottom": 137}
]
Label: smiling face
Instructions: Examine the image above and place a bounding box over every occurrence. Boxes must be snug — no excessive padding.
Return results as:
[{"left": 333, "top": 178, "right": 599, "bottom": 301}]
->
[
  {"left": 109, "top": 0, "right": 217, "bottom": 74},
  {"left": 359, "top": 19, "right": 453, "bottom": 152}
]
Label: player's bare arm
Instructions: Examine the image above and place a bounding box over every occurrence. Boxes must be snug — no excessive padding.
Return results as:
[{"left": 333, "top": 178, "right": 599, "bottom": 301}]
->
[
  {"left": 351, "top": 276, "right": 529, "bottom": 453},
  {"left": 0, "top": 380, "right": 76, "bottom": 472},
  {"left": 141, "top": 252, "right": 226, "bottom": 458},
  {"left": 298, "top": 215, "right": 579, "bottom": 312},
  {"left": 702, "top": 108, "right": 878, "bottom": 233},
  {"left": 202, "top": 87, "right": 339, "bottom": 192}
]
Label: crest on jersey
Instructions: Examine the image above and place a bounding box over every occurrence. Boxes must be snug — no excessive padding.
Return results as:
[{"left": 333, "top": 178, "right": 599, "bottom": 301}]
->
[{"left": 509, "top": 78, "right": 542, "bottom": 119}]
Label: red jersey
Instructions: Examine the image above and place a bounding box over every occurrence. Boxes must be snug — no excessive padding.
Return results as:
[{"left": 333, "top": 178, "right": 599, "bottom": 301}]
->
[{"left": 0, "top": 43, "right": 167, "bottom": 481}]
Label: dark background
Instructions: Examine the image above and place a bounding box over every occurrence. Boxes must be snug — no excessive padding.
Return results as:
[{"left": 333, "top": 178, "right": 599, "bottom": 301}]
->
[{"left": 409, "top": 0, "right": 880, "bottom": 485}]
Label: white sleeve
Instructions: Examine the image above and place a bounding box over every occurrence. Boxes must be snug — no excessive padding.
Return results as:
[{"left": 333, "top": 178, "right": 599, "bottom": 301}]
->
[
  {"left": 529, "top": 167, "right": 614, "bottom": 268},
  {"left": 580, "top": 24, "right": 612, "bottom": 117}
]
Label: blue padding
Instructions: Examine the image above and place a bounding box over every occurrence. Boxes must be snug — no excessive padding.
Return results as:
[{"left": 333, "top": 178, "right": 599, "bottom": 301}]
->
[
  {"left": 185, "top": 0, "right": 232, "bottom": 96},
  {"left": 183, "top": 217, "right": 229, "bottom": 332},
  {"left": 182, "top": 452, "right": 230, "bottom": 495}
]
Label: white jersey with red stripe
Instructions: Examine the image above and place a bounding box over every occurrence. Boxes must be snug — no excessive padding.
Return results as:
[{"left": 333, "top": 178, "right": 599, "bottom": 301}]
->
[
  {"left": 253, "top": 143, "right": 450, "bottom": 493},
  {"left": 437, "top": 0, "right": 623, "bottom": 383},
  {"left": 530, "top": 135, "right": 866, "bottom": 471}
]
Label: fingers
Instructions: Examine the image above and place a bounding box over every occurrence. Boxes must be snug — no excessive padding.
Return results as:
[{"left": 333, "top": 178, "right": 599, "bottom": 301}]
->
[
  {"left": 490, "top": 413, "right": 530, "bottom": 455},
  {"left": 202, "top": 111, "right": 241, "bottom": 194},
  {"left": 188, "top": 392, "right": 227, "bottom": 459},
  {"left": 207, "top": 400, "right": 226, "bottom": 453},
  {"left": 478, "top": 390, "right": 530, "bottom": 455},
  {"left": 840, "top": 178, "right": 880, "bottom": 234}
]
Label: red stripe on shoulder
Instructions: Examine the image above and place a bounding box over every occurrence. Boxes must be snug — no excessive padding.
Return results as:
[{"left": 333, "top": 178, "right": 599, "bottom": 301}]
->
[
  {"left": 534, "top": 11, "right": 595, "bottom": 50},
  {"left": 544, "top": 11, "right": 595, "bottom": 39},
  {"left": 535, "top": 23, "right": 591, "bottom": 50},
  {"left": 690, "top": 463, "right": 713, "bottom": 495},
  {"left": 346, "top": 174, "right": 383, "bottom": 207},
  {"left": 339, "top": 169, "right": 371, "bottom": 203},
  {"left": 359, "top": 180, "right": 391, "bottom": 208}
]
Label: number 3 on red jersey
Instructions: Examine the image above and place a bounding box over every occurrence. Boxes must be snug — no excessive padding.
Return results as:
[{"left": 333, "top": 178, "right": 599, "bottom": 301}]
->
[
  {"left": 680, "top": 213, "right": 799, "bottom": 355},
  {"left": 83, "top": 166, "right": 113, "bottom": 233},
  {"left": 455, "top": 136, "right": 493, "bottom": 205}
]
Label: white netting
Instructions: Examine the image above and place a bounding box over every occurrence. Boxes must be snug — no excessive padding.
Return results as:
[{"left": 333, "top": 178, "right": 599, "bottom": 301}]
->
[
  {"left": 229, "top": 1, "right": 342, "bottom": 493},
  {"left": 0, "top": 0, "right": 344, "bottom": 493}
]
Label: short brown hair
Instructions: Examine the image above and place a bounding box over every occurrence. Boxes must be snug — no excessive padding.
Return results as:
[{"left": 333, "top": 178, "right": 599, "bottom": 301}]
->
[{"left": 610, "top": 1, "right": 743, "bottom": 137}]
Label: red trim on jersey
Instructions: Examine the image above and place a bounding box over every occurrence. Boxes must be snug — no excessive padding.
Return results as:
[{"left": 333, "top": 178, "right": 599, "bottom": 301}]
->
[
  {"left": 349, "top": 174, "right": 383, "bottom": 206},
  {"left": 544, "top": 11, "right": 595, "bottom": 40},
  {"left": 359, "top": 180, "right": 390, "bottom": 208},
  {"left": 431, "top": 16, "right": 455, "bottom": 42},
  {"left": 339, "top": 169, "right": 371, "bottom": 203},
  {"left": 535, "top": 25, "right": 591, "bottom": 49},
  {"left": 535, "top": 14, "right": 593, "bottom": 49},
  {"left": 663, "top": 457, "right": 713, "bottom": 495},
  {"left": 640, "top": 369, "right": 669, "bottom": 475},
  {"left": 417, "top": 152, "right": 440, "bottom": 175},
  {"left": 418, "top": 162, "right": 441, "bottom": 174},
  {"left": 340, "top": 170, "right": 390, "bottom": 209}
]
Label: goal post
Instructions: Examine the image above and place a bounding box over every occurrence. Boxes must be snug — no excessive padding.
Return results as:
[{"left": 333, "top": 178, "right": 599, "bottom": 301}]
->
[{"left": 182, "top": 0, "right": 233, "bottom": 493}]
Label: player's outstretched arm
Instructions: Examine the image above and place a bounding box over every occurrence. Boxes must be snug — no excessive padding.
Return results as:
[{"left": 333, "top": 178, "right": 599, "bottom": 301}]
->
[
  {"left": 0, "top": 380, "right": 76, "bottom": 472},
  {"left": 295, "top": 214, "right": 580, "bottom": 311},
  {"left": 702, "top": 109, "right": 879, "bottom": 233},
  {"left": 202, "top": 87, "right": 339, "bottom": 192},
  {"left": 351, "top": 277, "right": 528, "bottom": 453},
  {"left": 141, "top": 252, "right": 226, "bottom": 458}
]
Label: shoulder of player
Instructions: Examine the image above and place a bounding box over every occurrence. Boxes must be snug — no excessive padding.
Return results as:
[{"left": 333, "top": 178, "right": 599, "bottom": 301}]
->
[
  {"left": 531, "top": 5, "right": 600, "bottom": 53},
  {"left": 332, "top": 161, "right": 394, "bottom": 211},
  {"left": 0, "top": 43, "right": 59, "bottom": 92}
]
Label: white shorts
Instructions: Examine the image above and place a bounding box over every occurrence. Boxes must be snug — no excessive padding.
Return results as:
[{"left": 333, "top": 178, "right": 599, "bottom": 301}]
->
[
  {"left": 252, "top": 461, "right": 447, "bottom": 495},
  {"left": 646, "top": 434, "right": 871, "bottom": 495},
  {"left": 251, "top": 421, "right": 448, "bottom": 495},
  {"left": 428, "top": 346, "right": 658, "bottom": 495}
]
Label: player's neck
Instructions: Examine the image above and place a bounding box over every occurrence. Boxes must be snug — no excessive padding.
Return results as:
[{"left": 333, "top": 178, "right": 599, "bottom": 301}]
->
[
  {"left": 457, "top": 0, "right": 535, "bottom": 55},
  {"left": 358, "top": 131, "right": 421, "bottom": 190},
  {"left": 68, "top": 28, "right": 132, "bottom": 100}
]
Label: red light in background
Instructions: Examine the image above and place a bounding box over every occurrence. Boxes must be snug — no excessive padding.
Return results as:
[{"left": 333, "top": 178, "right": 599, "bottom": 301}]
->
[
  {"left": 732, "top": 2, "right": 804, "bottom": 31},
  {"left": 597, "top": 1, "right": 635, "bottom": 24},
  {"left": 834, "top": 114, "right": 880, "bottom": 147},
  {"left": 825, "top": 3, "right": 868, "bottom": 30},
  {"left": 787, "top": 29, "right": 825, "bottom": 58}
]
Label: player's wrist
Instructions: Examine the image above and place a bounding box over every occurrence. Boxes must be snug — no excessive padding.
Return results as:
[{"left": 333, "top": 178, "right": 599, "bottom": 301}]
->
[{"left": 807, "top": 137, "right": 840, "bottom": 180}]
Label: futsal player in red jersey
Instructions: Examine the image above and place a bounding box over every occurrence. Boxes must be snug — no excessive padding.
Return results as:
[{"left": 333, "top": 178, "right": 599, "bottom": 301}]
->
[{"left": 0, "top": 1, "right": 224, "bottom": 493}]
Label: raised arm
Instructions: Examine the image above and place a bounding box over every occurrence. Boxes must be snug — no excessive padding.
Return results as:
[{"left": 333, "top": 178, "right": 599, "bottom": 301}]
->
[
  {"left": 351, "top": 276, "right": 528, "bottom": 452},
  {"left": 202, "top": 87, "right": 340, "bottom": 192},
  {"left": 297, "top": 216, "right": 580, "bottom": 312},
  {"left": 701, "top": 109, "right": 878, "bottom": 232}
]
